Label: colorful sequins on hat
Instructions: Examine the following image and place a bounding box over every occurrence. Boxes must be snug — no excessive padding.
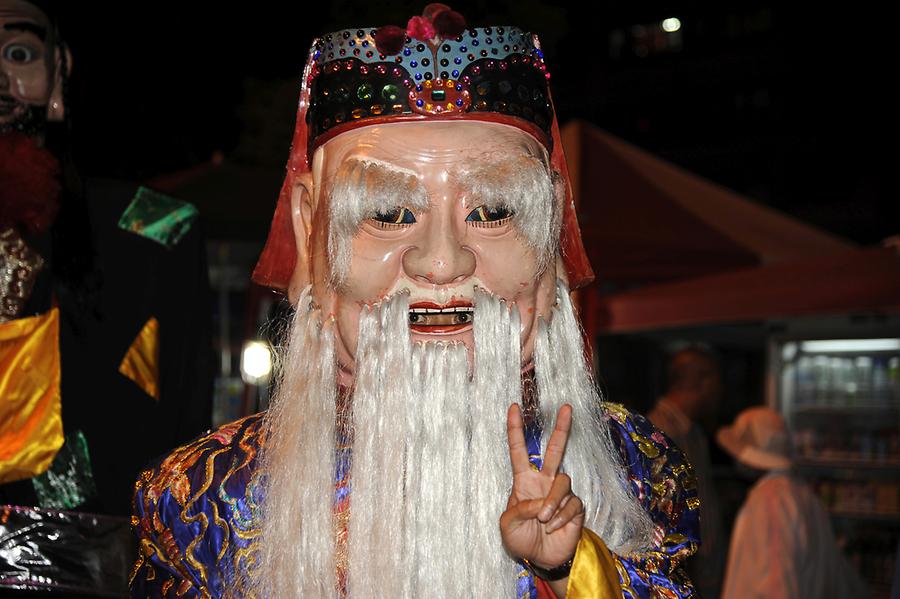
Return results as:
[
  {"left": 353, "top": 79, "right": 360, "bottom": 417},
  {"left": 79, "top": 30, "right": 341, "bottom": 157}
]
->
[{"left": 306, "top": 25, "right": 554, "bottom": 150}]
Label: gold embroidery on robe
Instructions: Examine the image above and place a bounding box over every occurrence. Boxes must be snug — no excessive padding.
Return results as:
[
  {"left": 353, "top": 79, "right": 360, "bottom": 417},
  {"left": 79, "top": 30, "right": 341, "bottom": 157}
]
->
[
  {"left": 119, "top": 317, "right": 160, "bottom": 401},
  {"left": 0, "top": 308, "right": 63, "bottom": 483}
]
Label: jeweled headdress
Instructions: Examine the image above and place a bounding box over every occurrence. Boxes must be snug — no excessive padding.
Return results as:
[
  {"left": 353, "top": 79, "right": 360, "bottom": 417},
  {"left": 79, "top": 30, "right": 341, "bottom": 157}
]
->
[{"left": 253, "top": 4, "right": 594, "bottom": 291}]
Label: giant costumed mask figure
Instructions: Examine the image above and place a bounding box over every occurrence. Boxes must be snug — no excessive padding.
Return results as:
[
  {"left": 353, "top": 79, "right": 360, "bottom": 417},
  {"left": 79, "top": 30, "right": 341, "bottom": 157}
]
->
[
  {"left": 131, "top": 6, "right": 700, "bottom": 599},
  {"left": 2, "top": 2, "right": 214, "bottom": 596}
]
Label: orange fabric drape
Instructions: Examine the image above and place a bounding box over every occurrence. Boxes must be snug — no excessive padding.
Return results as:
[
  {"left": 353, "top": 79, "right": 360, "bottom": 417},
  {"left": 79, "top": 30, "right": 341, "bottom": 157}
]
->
[
  {"left": 119, "top": 317, "right": 161, "bottom": 401},
  {"left": 0, "top": 308, "right": 63, "bottom": 483}
]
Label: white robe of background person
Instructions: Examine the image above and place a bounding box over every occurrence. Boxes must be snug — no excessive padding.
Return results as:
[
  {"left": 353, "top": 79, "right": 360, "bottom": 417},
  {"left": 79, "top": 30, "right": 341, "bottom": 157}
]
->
[{"left": 721, "top": 470, "right": 868, "bottom": 599}]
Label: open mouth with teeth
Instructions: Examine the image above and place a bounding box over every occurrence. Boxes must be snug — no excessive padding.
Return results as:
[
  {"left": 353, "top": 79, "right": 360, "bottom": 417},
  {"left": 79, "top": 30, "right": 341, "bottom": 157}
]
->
[{"left": 408, "top": 301, "right": 474, "bottom": 334}]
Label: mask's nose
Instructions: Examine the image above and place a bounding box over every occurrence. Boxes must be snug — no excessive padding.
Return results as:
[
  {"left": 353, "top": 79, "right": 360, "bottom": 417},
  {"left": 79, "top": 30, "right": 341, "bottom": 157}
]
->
[{"left": 402, "top": 207, "right": 476, "bottom": 286}]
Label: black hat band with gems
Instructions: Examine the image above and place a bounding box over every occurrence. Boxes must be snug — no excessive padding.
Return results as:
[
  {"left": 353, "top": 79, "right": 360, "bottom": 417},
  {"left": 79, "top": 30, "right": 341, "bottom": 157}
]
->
[{"left": 305, "top": 26, "right": 554, "bottom": 152}]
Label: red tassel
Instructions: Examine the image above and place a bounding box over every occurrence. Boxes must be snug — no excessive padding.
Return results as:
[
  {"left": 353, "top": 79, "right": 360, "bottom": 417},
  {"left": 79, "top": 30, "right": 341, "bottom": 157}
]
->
[
  {"left": 373, "top": 25, "right": 407, "bottom": 56},
  {"left": 432, "top": 9, "right": 466, "bottom": 39},
  {"left": 407, "top": 15, "right": 436, "bottom": 41}
]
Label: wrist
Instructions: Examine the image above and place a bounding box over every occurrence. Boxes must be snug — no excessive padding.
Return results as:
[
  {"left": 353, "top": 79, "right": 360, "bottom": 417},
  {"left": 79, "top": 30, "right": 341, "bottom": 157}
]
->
[{"left": 522, "top": 554, "right": 575, "bottom": 581}]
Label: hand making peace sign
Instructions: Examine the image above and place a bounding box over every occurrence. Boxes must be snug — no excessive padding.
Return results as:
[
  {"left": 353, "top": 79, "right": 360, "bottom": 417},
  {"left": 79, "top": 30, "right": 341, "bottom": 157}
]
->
[{"left": 500, "top": 403, "right": 585, "bottom": 596}]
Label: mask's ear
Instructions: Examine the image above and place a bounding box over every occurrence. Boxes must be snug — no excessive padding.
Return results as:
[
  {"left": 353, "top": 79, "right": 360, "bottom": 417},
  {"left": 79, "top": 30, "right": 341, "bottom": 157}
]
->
[
  {"left": 47, "top": 43, "right": 72, "bottom": 122},
  {"left": 552, "top": 169, "right": 570, "bottom": 289},
  {"left": 555, "top": 253, "right": 570, "bottom": 290},
  {"left": 286, "top": 172, "right": 315, "bottom": 304}
]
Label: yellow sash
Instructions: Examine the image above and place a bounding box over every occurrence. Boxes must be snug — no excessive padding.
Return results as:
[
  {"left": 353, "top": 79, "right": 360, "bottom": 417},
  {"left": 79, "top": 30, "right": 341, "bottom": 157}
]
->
[
  {"left": 0, "top": 308, "right": 63, "bottom": 483},
  {"left": 566, "top": 527, "right": 621, "bottom": 598}
]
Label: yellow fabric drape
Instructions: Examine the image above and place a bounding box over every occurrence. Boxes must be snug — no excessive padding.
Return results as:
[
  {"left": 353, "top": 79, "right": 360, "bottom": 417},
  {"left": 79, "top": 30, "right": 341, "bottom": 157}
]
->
[
  {"left": 566, "top": 527, "right": 621, "bottom": 598},
  {"left": 119, "top": 317, "right": 160, "bottom": 401},
  {"left": 0, "top": 308, "right": 63, "bottom": 484}
]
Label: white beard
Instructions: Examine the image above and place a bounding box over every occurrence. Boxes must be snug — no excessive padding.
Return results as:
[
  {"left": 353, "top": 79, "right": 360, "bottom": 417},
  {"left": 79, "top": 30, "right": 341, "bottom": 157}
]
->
[{"left": 250, "top": 282, "right": 654, "bottom": 598}]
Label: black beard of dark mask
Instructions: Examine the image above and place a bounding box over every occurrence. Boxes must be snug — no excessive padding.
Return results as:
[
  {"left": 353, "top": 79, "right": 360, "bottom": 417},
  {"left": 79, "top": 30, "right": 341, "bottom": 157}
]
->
[{"left": 0, "top": 96, "right": 49, "bottom": 139}]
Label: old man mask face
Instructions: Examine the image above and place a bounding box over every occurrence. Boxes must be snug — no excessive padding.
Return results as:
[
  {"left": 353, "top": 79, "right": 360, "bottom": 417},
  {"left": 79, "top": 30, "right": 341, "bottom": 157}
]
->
[{"left": 288, "top": 120, "right": 564, "bottom": 376}]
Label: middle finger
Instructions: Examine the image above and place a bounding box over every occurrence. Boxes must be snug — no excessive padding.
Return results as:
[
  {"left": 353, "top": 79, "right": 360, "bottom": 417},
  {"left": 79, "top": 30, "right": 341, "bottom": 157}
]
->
[{"left": 541, "top": 404, "right": 573, "bottom": 476}]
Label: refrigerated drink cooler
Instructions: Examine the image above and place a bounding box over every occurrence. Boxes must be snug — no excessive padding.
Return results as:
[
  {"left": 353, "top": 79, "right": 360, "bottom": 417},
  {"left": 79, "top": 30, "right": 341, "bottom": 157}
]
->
[{"left": 769, "top": 335, "right": 900, "bottom": 596}]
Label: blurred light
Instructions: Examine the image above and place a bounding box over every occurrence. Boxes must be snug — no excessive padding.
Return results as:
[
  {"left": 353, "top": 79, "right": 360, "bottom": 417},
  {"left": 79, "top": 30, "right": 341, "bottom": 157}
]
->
[
  {"left": 801, "top": 339, "right": 900, "bottom": 353},
  {"left": 241, "top": 340, "right": 273, "bottom": 384},
  {"left": 782, "top": 342, "right": 798, "bottom": 362},
  {"left": 662, "top": 18, "right": 681, "bottom": 32}
]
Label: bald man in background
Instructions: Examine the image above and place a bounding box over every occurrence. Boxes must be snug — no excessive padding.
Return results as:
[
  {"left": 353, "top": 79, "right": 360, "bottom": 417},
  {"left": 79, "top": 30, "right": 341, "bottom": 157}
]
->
[{"left": 649, "top": 347, "right": 726, "bottom": 598}]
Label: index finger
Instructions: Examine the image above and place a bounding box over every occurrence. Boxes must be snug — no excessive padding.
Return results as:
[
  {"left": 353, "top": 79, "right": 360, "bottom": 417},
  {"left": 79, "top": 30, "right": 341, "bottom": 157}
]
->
[
  {"left": 541, "top": 404, "right": 573, "bottom": 476},
  {"left": 506, "top": 403, "right": 532, "bottom": 476}
]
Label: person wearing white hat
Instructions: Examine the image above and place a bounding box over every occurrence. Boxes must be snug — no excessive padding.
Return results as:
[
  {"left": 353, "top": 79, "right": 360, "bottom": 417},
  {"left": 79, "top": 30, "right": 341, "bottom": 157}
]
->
[{"left": 717, "top": 407, "right": 866, "bottom": 598}]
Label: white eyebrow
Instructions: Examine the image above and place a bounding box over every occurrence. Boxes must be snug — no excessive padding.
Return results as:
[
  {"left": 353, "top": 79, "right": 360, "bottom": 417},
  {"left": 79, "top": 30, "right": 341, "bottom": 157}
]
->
[
  {"left": 344, "top": 156, "right": 419, "bottom": 180},
  {"left": 326, "top": 158, "right": 429, "bottom": 287},
  {"left": 452, "top": 154, "right": 549, "bottom": 209},
  {"left": 327, "top": 157, "right": 430, "bottom": 216},
  {"left": 452, "top": 153, "right": 560, "bottom": 270}
]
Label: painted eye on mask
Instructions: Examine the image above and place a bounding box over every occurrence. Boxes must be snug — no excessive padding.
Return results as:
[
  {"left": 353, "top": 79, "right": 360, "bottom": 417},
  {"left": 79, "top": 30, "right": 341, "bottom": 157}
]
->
[
  {"left": 3, "top": 44, "right": 36, "bottom": 64},
  {"left": 370, "top": 207, "right": 417, "bottom": 229},
  {"left": 465, "top": 205, "right": 513, "bottom": 228}
]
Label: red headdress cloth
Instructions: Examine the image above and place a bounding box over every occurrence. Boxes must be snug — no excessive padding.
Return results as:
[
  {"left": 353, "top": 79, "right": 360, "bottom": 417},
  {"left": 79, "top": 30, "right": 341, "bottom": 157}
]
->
[{"left": 252, "top": 7, "right": 594, "bottom": 292}]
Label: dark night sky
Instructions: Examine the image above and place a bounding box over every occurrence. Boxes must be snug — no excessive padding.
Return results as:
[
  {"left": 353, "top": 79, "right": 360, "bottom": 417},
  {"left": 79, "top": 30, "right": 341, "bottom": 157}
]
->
[{"left": 54, "top": 2, "right": 893, "bottom": 245}]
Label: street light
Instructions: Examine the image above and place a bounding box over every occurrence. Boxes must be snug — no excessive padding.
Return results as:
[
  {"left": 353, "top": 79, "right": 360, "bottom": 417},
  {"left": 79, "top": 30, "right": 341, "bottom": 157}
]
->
[
  {"left": 241, "top": 340, "right": 273, "bottom": 384},
  {"left": 662, "top": 18, "right": 681, "bottom": 33}
]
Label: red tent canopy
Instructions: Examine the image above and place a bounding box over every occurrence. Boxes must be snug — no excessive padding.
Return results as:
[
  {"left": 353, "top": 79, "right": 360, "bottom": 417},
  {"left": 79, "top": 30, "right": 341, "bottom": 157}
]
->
[
  {"left": 561, "top": 121, "right": 854, "bottom": 285},
  {"left": 561, "top": 121, "right": 898, "bottom": 335},
  {"left": 590, "top": 248, "right": 900, "bottom": 333}
]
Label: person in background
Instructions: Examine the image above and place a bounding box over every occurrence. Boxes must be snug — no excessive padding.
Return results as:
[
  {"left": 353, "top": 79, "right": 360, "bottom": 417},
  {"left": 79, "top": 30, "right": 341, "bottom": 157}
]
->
[
  {"left": 717, "top": 406, "right": 867, "bottom": 598},
  {"left": 649, "top": 346, "right": 726, "bottom": 597}
]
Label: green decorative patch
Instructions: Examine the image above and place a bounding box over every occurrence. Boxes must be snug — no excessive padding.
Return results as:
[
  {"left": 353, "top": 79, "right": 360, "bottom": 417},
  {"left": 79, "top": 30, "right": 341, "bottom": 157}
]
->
[
  {"left": 118, "top": 186, "right": 198, "bottom": 248},
  {"left": 32, "top": 430, "right": 98, "bottom": 510}
]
